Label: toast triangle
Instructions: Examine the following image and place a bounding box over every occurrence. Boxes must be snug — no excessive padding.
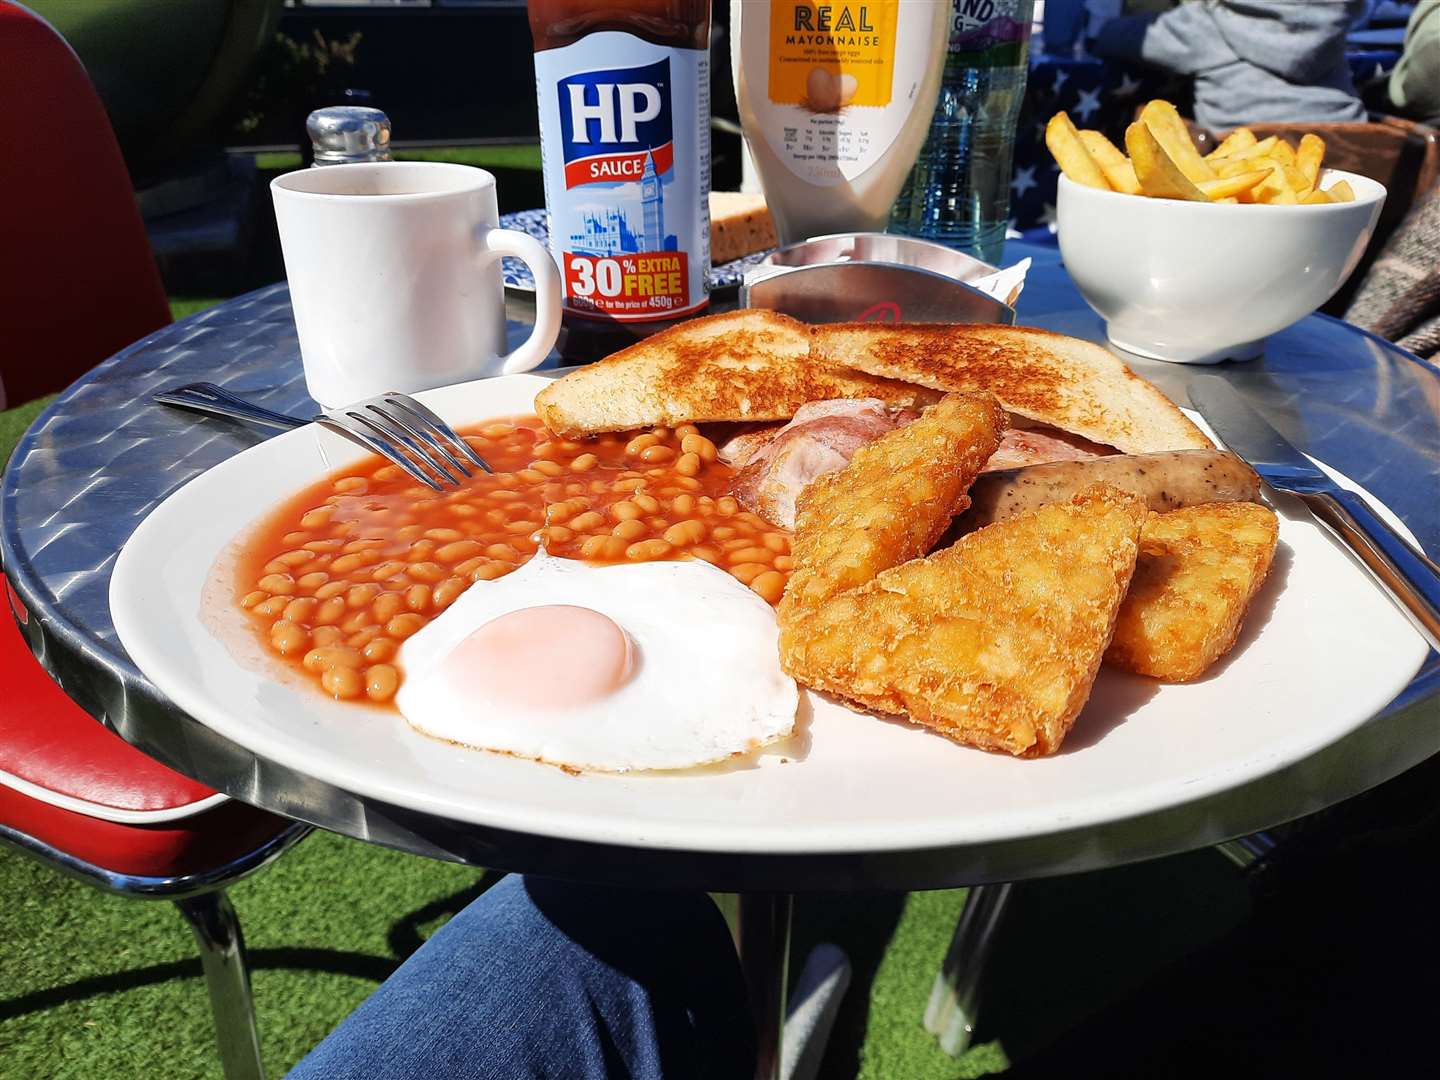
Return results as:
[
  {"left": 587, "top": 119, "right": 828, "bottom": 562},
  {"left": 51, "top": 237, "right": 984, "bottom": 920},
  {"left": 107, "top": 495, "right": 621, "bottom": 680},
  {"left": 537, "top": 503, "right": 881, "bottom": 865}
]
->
[
  {"left": 535, "top": 309, "right": 938, "bottom": 437},
  {"left": 810, "top": 322, "right": 1211, "bottom": 454}
]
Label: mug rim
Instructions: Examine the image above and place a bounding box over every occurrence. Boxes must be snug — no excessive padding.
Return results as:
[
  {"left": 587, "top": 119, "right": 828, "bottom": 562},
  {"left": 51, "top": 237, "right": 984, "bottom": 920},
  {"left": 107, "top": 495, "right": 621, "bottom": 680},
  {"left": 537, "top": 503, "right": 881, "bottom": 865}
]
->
[{"left": 270, "top": 160, "right": 497, "bottom": 203}]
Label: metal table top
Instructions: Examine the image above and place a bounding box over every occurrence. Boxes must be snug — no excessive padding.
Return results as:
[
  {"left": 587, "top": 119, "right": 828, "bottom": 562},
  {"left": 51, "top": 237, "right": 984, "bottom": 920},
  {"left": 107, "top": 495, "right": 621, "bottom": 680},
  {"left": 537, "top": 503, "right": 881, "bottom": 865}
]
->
[{"left": 4, "top": 242, "right": 1438, "bottom": 891}]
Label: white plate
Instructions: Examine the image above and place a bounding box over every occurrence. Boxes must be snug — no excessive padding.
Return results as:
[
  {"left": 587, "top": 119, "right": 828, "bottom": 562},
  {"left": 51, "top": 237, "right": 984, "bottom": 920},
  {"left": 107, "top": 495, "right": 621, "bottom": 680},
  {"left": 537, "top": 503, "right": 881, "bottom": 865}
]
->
[{"left": 110, "top": 374, "right": 1430, "bottom": 854}]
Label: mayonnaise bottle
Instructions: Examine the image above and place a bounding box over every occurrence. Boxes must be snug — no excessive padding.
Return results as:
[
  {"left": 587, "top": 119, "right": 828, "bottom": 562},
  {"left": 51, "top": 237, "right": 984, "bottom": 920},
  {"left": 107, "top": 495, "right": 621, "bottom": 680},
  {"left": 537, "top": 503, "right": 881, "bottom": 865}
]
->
[{"left": 732, "top": 1, "right": 951, "bottom": 245}]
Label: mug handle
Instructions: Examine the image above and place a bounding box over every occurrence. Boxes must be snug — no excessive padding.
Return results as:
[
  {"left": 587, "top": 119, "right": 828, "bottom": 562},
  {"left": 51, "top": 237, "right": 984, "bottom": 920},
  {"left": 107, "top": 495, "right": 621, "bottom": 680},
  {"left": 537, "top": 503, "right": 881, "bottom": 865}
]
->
[{"left": 478, "top": 227, "right": 562, "bottom": 375}]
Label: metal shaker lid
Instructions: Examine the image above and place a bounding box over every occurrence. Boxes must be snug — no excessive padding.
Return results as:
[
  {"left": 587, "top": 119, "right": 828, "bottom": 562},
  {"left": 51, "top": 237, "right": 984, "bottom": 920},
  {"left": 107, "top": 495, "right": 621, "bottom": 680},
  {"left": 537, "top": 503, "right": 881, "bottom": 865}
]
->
[{"left": 307, "top": 106, "right": 392, "bottom": 166}]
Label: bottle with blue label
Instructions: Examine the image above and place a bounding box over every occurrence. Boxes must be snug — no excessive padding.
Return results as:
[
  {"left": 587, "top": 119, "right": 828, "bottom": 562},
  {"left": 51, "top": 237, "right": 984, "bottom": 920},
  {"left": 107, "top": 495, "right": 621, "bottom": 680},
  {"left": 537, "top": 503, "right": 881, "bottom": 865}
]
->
[{"left": 529, "top": 1, "right": 712, "bottom": 323}]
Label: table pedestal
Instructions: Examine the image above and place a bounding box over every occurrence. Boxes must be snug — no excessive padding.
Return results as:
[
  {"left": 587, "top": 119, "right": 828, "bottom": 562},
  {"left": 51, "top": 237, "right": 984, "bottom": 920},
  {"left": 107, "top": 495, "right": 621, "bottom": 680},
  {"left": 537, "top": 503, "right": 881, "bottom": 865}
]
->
[
  {"left": 735, "top": 893, "right": 792, "bottom": 1080},
  {"left": 925, "top": 882, "right": 1014, "bottom": 1056}
]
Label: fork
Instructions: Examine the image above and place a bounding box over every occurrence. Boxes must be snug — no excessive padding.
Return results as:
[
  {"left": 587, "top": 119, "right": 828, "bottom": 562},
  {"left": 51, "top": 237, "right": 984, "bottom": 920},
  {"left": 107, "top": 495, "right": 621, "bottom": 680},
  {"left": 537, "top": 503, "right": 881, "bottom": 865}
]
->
[{"left": 153, "top": 382, "right": 492, "bottom": 492}]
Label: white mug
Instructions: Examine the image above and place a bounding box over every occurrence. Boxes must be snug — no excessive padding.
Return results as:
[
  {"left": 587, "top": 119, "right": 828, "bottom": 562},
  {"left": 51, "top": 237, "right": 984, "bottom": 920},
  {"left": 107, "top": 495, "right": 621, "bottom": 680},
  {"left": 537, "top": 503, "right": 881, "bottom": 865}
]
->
[{"left": 271, "top": 161, "right": 561, "bottom": 407}]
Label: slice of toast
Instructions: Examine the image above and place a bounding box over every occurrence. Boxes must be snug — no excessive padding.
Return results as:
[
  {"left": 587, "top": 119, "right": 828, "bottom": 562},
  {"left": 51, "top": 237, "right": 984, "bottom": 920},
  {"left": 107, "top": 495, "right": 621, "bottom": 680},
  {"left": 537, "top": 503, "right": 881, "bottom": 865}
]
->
[
  {"left": 535, "top": 309, "right": 937, "bottom": 437},
  {"left": 810, "top": 322, "right": 1212, "bottom": 454},
  {"left": 709, "top": 191, "right": 777, "bottom": 264},
  {"left": 781, "top": 485, "right": 1146, "bottom": 757},
  {"left": 1106, "top": 501, "right": 1279, "bottom": 681}
]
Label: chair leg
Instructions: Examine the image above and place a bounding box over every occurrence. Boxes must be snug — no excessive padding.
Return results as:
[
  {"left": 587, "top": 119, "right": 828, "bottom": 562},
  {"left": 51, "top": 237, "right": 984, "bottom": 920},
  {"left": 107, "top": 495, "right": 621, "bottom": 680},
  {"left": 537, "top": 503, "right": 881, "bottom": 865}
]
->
[
  {"left": 175, "top": 890, "right": 266, "bottom": 1080},
  {"left": 924, "top": 882, "right": 1014, "bottom": 1057}
]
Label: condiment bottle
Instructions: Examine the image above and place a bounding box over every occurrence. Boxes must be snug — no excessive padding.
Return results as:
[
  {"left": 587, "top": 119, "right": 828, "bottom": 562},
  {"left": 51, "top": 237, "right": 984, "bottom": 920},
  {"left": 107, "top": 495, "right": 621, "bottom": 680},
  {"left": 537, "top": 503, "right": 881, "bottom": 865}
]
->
[
  {"left": 307, "top": 106, "right": 392, "bottom": 166},
  {"left": 732, "top": 1, "right": 950, "bottom": 245},
  {"left": 528, "top": 1, "right": 712, "bottom": 323}
]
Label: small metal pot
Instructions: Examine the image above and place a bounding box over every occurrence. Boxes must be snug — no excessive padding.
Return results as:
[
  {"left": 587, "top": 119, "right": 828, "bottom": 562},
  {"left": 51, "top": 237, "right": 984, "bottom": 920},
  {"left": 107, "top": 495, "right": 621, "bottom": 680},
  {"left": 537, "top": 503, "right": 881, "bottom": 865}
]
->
[{"left": 741, "top": 233, "right": 1015, "bottom": 325}]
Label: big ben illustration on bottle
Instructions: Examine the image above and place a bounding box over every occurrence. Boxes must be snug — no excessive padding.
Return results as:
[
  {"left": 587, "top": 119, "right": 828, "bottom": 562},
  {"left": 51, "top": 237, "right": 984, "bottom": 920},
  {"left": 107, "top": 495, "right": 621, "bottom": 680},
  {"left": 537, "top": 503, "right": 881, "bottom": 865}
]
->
[{"left": 640, "top": 150, "right": 665, "bottom": 253}]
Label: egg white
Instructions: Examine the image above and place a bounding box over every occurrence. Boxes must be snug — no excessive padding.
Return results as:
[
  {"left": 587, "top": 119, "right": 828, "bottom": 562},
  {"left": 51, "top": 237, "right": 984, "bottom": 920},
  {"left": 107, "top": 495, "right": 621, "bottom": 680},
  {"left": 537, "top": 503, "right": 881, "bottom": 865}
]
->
[{"left": 395, "top": 552, "right": 798, "bottom": 772}]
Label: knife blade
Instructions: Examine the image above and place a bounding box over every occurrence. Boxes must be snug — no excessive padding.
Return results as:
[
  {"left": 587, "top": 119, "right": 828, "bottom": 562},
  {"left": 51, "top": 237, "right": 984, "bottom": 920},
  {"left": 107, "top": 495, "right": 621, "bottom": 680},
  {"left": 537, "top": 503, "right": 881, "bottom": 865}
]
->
[{"left": 1188, "top": 373, "right": 1440, "bottom": 654}]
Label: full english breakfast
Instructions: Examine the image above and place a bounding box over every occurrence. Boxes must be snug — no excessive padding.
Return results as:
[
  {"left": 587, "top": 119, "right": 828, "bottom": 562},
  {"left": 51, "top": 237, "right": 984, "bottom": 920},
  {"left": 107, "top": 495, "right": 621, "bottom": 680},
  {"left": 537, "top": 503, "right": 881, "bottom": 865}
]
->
[{"left": 234, "top": 312, "right": 1280, "bottom": 765}]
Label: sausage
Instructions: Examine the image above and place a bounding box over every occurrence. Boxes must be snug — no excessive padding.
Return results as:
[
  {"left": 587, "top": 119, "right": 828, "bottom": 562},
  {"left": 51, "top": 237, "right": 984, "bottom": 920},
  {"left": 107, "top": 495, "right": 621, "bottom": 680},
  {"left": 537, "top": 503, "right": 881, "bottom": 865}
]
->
[{"left": 958, "top": 450, "right": 1262, "bottom": 531}]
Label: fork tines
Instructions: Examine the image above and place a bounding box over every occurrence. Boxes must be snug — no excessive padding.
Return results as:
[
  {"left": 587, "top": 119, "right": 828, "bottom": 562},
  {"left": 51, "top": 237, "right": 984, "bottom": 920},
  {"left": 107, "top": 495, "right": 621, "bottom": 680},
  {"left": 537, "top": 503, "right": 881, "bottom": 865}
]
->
[{"left": 317, "top": 392, "right": 493, "bottom": 492}]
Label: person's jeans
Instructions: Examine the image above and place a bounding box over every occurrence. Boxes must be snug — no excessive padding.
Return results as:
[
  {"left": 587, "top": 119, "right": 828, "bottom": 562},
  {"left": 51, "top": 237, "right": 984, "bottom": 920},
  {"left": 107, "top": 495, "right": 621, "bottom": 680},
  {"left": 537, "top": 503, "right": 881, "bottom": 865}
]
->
[{"left": 286, "top": 875, "right": 755, "bottom": 1079}]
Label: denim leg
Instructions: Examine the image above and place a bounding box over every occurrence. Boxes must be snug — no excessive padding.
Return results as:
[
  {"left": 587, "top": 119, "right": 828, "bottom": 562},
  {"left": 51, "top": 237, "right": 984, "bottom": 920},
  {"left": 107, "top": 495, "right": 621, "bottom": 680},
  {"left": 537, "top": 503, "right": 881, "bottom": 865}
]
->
[{"left": 286, "top": 875, "right": 755, "bottom": 1080}]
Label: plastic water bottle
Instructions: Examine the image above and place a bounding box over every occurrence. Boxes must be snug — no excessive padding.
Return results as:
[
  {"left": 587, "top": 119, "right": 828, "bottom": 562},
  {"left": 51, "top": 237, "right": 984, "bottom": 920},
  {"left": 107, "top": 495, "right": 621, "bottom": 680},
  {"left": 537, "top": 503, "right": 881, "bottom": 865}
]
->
[{"left": 890, "top": 0, "right": 1035, "bottom": 266}]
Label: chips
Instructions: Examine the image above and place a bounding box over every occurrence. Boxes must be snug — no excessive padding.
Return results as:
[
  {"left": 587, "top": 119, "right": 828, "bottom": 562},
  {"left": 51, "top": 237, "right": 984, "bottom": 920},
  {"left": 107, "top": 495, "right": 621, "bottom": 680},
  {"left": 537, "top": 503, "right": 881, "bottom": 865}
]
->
[
  {"left": 1125, "top": 121, "right": 1208, "bottom": 201},
  {"left": 1044, "top": 111, "right": 1110, "bottom": 191},
  {"left": 1077, "top": 129, "right": 1141, "bottom": 194},
  {"left": 1047, "top": 100, "right": 1357, "bottom": 206}
]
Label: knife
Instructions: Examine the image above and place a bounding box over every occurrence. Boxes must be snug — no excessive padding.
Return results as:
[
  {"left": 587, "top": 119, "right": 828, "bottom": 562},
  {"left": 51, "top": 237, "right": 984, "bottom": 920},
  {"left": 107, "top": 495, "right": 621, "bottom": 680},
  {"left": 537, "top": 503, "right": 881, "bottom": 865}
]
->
[{"left": 1188, "top": 374, "right": 1440, "bottom": 655}]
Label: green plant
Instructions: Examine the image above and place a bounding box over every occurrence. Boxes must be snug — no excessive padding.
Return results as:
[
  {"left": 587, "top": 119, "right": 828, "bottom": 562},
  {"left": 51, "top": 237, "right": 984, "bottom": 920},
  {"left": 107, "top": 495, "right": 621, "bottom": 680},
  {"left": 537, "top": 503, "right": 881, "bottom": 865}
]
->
[{"left": 231, "top": 29, "right": 363, "bottom": 138}]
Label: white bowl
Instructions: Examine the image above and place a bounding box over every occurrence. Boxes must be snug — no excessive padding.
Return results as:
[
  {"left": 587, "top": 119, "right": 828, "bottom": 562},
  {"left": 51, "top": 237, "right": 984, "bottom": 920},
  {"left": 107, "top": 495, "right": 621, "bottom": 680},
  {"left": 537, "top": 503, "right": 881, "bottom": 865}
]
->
[{"left": 1057, "top": 169, "right": 1385, "bottom": 364}]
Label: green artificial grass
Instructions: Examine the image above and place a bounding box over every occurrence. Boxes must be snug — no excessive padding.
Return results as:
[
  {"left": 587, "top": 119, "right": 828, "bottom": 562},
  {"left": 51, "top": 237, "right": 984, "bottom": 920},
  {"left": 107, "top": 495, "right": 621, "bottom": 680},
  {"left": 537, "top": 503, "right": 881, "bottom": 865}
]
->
[
  {"left": 0, "top": 832, "right": 485, "bottom": 1079},
  {"left": 168, "top": 298, "right": 224, "bottom": 322},
  {"left": 0, "top": 395, "right": 55, "bottom": 458},
  {"left": 255, "top": 144, "right": 541, "bottom": 173},
  {"left": 1, "top": 817, "right": 1250, "bottom": 1080}
]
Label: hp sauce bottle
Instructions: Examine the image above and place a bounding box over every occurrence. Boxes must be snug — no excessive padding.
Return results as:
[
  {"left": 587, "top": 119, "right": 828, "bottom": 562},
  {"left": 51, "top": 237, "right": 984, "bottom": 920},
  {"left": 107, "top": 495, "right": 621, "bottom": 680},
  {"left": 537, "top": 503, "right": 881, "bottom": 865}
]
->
[{"left": 529, "top": 1, "right": 712, "bottom": 322}]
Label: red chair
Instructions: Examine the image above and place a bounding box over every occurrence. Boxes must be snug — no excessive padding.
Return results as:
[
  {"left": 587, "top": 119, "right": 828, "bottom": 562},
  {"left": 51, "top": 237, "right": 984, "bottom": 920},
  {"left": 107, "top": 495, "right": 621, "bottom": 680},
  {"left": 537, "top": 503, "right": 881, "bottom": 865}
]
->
[
  {"left": 0, "top": 0, "right": 170, "bottom": 409},
  {"left": 1, "top": 6, "right": 308, "bottom": 1077}
]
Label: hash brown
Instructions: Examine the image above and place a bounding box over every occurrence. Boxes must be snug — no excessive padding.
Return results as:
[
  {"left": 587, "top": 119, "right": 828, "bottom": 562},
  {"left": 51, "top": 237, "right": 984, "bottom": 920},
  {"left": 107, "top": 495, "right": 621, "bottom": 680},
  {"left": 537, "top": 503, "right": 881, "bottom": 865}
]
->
[
  {"left": 778, "top": 392, "right": 1006, "bottom": 612},
  {"left": 1106, "top": 502, "right": 1279, "bottom": 682},
  {"left": 781, "top": 486, "right": 1147, "bottom": 757}
]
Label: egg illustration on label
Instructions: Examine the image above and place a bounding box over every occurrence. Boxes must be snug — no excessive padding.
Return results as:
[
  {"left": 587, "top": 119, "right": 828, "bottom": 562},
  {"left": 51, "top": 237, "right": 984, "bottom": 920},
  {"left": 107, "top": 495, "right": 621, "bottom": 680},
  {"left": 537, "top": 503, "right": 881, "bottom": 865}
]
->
[
  {"left": 395, "top": 553, "right": 799, "bottom": 772},
  {"left": 805, "top": 68, "right": 859, "bottom": 113}
]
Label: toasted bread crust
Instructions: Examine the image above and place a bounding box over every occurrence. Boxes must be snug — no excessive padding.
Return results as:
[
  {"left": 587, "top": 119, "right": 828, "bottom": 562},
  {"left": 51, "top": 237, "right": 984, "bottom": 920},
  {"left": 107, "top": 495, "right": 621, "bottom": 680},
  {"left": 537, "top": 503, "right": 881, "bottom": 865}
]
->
[
  {"left": 810, "top": 323, "right": 1212, "bottom": 455},
  {"left": 534, "top": 310, "right": 936, "bottom": 437}
]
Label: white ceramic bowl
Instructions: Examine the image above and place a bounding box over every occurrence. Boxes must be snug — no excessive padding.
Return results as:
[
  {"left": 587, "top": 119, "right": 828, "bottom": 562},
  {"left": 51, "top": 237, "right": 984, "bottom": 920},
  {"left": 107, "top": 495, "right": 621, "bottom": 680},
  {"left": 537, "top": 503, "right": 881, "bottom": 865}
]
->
[{"left": 1057, "top": 169, "right": 1385, "bottom": 363}]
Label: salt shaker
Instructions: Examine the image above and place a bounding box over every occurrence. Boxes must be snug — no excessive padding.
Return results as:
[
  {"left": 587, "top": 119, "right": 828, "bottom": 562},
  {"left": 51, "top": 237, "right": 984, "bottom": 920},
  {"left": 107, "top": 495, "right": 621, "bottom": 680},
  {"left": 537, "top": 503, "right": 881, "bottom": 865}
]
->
[{"left": 306, "top": 106, "right": 392, "bottom": 166}]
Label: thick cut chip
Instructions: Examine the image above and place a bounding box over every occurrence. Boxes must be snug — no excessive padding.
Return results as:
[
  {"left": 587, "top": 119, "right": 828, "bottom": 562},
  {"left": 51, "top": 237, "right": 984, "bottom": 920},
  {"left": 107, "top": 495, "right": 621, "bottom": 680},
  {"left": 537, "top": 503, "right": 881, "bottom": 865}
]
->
[
  {"left": 1196, "top": 169, "right": 1271, "bottom": 200},
  {"left": 1126, "top": 122, "right": 1208, "bottom": 201},
  {"left": 1222, "top": 135, "right": 1281, "bottom": 163},
  {"left": 780, "top": 486, "right": 1146, "bottom": 757},
  {"left": 1046, "top": 112, "right": 1110, "bottom": 190},
  {"left": 1205, "top": 127, "right": 1258, "bottom": 160},
  {"left": 1138, "top": 100, "right": 1214, "bottom": 182},
  {"left": 1078, "top": 129, "right": 1141, "bottom": 194},
  {"left": 780, "top": 392, "right": 1006, "bottom": 612},
  {"left": 1267, "top": 138, "right": 1297, "bottom": 166},
  {"left": 1296, "top": 133, "right": 1325, "bottom": 188},
  {"left": 1237, "top": 163, "right": 1298, "bottom": 204},
  {"left": 1213, "top": 155, "right": 1280, "bottom": 179},
  {"left": 1328, "top": 179, "right": 1356, "bottom": 202},
  {"left": 1106, "top": 502, "right": 1279, "bottom": 682}
]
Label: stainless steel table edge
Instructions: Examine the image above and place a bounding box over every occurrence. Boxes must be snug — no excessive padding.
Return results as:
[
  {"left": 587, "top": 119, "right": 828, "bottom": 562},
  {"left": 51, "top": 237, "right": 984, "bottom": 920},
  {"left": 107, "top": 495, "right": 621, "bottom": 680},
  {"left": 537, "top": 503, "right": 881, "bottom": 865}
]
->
[
  {"left": 3, "top": 526, "right": 1438, "bottom": 892},
  {"left": 3, "top": 277, "right": 1439, "bottom": 892}
]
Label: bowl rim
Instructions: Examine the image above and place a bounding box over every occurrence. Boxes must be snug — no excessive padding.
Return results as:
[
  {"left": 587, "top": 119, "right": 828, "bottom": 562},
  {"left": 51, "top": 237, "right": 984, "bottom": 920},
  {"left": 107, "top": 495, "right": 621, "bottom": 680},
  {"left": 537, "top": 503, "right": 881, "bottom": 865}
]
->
[{"left": 1056, "top": 167, "right": 1386, "bottom": 211}]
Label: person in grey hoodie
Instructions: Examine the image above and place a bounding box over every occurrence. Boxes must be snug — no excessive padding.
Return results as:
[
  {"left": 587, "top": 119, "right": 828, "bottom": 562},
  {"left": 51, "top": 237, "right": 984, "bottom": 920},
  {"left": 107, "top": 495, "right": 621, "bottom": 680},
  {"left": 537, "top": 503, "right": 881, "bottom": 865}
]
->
[{"left": 1091, "top": 1, "right": 1368, "bottom": 129}]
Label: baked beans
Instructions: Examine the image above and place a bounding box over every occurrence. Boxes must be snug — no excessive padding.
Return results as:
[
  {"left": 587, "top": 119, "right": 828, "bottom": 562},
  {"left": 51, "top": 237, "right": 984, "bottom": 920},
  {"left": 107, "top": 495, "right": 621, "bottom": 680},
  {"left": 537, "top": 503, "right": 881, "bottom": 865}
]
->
[{"left": 237, "top": 416, "right": 791, "bottom": 705}]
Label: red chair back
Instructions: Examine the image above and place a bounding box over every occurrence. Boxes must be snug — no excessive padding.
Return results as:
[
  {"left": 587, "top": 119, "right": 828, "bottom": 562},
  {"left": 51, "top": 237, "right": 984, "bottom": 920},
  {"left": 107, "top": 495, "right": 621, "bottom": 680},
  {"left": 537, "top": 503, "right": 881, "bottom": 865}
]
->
[{"left": 0, "top": 1, "right": 170, "bottom": 409}]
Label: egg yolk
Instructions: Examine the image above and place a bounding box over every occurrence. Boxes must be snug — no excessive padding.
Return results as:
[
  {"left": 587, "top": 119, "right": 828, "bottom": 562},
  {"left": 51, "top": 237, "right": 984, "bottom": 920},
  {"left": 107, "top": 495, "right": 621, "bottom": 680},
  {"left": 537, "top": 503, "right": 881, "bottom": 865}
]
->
[{"left": 442, "top": 605, "right": 634, "bottom": 710}]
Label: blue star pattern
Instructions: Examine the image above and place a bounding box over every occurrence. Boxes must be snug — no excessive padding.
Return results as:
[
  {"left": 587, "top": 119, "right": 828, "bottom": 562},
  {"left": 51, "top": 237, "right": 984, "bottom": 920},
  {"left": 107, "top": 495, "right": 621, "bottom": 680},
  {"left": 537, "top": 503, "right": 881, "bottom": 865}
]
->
[
  {"left": 1073, "top": 86, "right": 1103, "bottom": 123},
  {"left": 1112, "top": 72, "right": 1142, "bottom": 99},
  {"left": 1006, "top": 48, "right": 1400, "bottom": 232}
]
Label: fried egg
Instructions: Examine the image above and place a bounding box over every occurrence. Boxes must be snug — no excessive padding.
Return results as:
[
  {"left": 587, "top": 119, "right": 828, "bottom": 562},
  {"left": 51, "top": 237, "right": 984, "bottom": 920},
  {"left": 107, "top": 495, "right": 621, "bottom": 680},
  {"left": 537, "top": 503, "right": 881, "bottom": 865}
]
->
[{"left": 395, "top": 552, "right": 798, "bottom": 771}]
